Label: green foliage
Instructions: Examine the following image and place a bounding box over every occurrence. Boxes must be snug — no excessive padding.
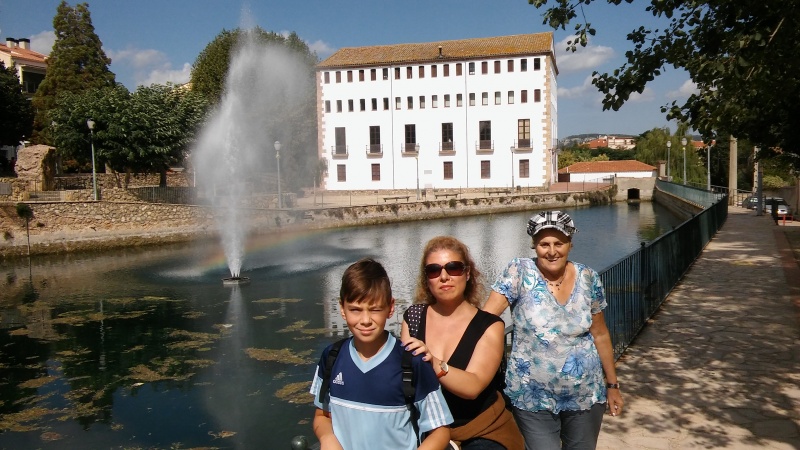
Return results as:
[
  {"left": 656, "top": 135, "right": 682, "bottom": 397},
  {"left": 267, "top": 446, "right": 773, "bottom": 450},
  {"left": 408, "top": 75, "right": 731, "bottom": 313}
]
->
[
  {"left": 557, "top": 144, "right": 631, "bottom": 169},
  {"left": 762, "top": 175, "right": 788, "bottom": 190},
  {"left": 191, "top": 28, "right": 318, "bottom": 105},
  {"left": 16, "top": 203, "right": 33, "bottom": 220},
  {"left": 31, "top": 1, "right": 115, "bottom": 143},
  {"left": 531, "top": 0, "right": 800, "bottom": 170},
  {"left": 50, "top": 84, "right": 209, "bottom": 182},
  {"left": 0, "top": 61, "right": 34, "bottom": 147}
]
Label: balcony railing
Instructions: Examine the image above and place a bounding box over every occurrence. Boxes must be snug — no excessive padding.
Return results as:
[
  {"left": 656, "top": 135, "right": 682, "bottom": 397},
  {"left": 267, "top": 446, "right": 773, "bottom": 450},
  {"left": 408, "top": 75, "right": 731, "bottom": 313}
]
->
[
  {"left": 401, "top": 142, "right": 419, "bottom": 155},
  {"left": 476, "top": 140, "right": 494, "bottom": 153},
  {"left": 331, "top": 145, "right": 348, "bottom": 158},
  {"left": 513, "top": 139, "right": 532, "bottom": 152},
  {"left": 440, "top": 141, "right": 455, "bottom": 155},
  {"left": 366, "top": 144, "right": 383, "bottom": 157}
]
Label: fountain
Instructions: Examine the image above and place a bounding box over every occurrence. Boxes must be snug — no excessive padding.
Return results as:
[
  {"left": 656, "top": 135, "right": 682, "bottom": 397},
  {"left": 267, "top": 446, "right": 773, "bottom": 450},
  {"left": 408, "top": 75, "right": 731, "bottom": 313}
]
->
[{"left": 192, "top": 29, "right": 310, "bottom": 284}]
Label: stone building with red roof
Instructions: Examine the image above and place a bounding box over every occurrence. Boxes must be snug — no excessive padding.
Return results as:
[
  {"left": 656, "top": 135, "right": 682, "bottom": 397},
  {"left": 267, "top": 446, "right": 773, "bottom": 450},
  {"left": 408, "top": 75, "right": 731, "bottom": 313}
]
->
[
  {"left": 558, "top": 160, "right": 657, "bottom": 182},
  {"left": 316, "top": 33, "right": 558, "bottom": 191},
  {"left": 1, "top": 37, "right": 47, "bottom": 98}
]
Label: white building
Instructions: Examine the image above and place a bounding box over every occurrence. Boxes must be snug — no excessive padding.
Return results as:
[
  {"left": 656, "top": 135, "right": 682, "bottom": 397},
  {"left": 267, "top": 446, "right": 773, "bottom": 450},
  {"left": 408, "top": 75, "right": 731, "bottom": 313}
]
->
[
  {"left": 1, "top": 37, "right": 47, "bottom": 163},
  {"left": 558, "top": 160, "right": 657, "bottom": 182},
  {"left": 316, "top": 33, "right": 558, "bottom": 191}
]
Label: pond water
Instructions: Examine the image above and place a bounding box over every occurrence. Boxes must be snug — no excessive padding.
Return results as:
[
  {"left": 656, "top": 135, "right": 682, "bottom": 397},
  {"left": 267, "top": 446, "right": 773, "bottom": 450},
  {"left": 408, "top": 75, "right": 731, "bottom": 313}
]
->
[{"left": 0, "top": 202, "right": 683, "bottom": 448}]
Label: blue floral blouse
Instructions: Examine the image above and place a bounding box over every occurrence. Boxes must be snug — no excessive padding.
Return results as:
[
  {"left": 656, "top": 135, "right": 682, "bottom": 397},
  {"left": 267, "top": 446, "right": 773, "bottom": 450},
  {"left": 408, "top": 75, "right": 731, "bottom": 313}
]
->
[{"left": 491, "top": 258, "right": 607, "bottom": 413}]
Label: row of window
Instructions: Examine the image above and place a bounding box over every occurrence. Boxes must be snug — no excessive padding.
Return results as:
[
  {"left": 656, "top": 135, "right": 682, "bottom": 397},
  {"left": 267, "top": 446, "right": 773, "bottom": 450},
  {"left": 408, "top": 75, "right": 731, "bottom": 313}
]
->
[
  {"left": 323, "top": 58, "right": 543, "bottom": 84},
  {"left": 335, "top": 159, "right": 532, "bottom": 182},
  {"left": 333, "top": 119, "right": 533, "bottom": 155},
  {"left": 324, "top": 89, "right": 542, "bottom": 113}
]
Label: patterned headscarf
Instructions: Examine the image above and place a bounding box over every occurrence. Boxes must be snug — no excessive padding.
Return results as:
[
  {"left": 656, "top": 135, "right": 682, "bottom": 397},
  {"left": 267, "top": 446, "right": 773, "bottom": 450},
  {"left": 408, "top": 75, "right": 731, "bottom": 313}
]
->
[{"left": 526, "top": 210, "right": 578, "bottom": 238}]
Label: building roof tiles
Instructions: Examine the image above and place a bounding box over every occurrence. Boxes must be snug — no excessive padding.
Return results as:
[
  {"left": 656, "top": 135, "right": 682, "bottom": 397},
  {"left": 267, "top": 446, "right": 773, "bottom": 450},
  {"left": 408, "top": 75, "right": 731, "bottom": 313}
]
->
[
  {"left": 318, "top": 32, "right": 553, "bottom": 69},
  {"left": 0, "top": 43, "right": 47, "bottom": 64},
  {"left": 558, "top": 160, "right": 657, "bottom": 174}
]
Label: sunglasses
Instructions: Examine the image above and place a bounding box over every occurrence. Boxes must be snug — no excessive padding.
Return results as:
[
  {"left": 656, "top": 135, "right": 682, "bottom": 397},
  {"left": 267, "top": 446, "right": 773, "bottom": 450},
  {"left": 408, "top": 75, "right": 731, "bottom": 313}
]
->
[{"left": 424, "top": 261, "right": 468, "bottom": 279}]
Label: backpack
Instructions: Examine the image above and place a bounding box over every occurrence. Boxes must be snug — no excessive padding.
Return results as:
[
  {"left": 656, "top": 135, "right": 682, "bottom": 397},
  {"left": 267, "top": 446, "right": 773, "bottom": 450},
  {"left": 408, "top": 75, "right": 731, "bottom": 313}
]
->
[{"left": 317, "top": 338, "right": 420, "bottom": 443}]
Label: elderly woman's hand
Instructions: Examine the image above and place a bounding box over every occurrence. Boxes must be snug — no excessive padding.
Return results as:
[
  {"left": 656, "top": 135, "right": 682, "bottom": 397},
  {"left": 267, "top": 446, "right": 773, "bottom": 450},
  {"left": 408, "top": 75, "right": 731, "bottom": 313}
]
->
[
  {"left": 402, "top": 337, "right": 433, "bottom": 362},
  {"left": 607, "top": 388, "right": 624, "bottom": 417}
]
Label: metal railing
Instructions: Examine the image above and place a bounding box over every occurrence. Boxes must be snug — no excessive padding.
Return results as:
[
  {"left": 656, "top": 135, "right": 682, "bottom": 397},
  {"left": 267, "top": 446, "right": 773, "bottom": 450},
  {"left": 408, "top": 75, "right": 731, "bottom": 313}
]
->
[
  {"left": 656, "top": 178, "right": 725, "bottom": 208},
  {"left": 599, "top": 189, "right": 728, "bottom": 359}
]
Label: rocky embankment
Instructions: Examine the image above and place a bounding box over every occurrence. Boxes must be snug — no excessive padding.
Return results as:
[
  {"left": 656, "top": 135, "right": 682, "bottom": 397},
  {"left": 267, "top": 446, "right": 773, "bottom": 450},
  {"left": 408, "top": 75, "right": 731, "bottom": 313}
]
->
[{"left": 1, "top": 189, "right": 614, "bottom": 259}]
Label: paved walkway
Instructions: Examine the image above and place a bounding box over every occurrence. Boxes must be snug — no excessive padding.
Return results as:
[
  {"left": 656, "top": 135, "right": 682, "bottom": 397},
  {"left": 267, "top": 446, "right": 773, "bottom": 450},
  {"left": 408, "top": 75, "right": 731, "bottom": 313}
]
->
[{"left": 597, "top": 207, "right": 800, "bottom": 449}]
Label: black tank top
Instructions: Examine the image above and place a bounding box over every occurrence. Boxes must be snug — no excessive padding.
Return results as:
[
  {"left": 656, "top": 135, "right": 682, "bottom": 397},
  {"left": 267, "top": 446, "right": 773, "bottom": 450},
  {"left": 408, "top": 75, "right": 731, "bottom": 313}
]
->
[{"left": 407, "top": 305, "right": 503, "bottom": 427}]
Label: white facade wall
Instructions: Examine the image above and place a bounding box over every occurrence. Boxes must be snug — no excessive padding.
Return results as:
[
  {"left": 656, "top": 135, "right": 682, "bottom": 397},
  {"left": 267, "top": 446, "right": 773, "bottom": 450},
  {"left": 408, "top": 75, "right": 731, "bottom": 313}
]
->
[{"left": 319, "top": 54, "right": 556, "bottom": 191}]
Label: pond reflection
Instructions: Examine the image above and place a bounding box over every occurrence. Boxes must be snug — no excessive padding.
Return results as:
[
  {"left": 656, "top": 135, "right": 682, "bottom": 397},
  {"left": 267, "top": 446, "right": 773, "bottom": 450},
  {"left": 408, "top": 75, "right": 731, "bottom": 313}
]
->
[{"left": 0, "top": 203, "right": 683, "bottom": 448}]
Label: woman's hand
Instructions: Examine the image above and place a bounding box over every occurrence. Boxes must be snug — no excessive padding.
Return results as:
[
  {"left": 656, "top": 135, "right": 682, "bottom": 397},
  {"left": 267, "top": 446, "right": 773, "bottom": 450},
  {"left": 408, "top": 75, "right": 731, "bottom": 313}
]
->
[
  {"left": 402, "top": 337, "right": 433, "bottom": 362},
  {"left": 607, "top": 388, "right": 624, "bottom": 417}
]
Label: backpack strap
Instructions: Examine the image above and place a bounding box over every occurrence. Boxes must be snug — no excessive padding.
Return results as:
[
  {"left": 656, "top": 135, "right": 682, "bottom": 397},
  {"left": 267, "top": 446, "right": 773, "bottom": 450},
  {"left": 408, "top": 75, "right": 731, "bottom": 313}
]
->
[
  {"left": 402, "top": 348, "right": 421, "bottom": 444},
  {"left": 317, "top": 338, "right": 348, "bottom": 406}
]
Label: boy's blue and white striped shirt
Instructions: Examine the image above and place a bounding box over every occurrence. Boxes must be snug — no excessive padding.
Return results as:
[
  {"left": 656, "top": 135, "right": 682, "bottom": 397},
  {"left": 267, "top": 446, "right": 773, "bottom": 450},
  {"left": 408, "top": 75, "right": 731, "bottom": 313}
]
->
[{"left": 310, "top": 334, "right": 453, "bottom": 449}]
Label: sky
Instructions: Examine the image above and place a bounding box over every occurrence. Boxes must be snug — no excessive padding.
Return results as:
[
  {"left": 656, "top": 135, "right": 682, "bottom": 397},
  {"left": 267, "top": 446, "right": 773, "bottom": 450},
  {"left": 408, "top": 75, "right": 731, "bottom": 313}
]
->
[{"left": 1, "top": 0, "right": 695, "bottom": 139}]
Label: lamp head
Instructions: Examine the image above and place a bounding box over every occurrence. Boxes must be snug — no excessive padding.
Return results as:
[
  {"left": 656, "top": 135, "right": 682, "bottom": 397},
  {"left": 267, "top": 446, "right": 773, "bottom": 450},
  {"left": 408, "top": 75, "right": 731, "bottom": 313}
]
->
[
  {"left": 681, "top": 137, "right": 688, "bottom": 146},
  {"left": 87, "top": 119, "right": 95, "bottom": 130},
  {"left": 274, "top": 141, "right": 281, "bottom": 151},
  {"left": 666, "top": 141, "right": 671, "bottom": 148}
]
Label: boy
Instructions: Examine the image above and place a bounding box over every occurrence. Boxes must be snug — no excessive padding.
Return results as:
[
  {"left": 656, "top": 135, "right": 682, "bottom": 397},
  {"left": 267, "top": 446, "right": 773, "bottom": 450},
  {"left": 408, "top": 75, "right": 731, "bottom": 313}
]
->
[{"left": 310, "top": 258, "right": 453, "bottom": 450}]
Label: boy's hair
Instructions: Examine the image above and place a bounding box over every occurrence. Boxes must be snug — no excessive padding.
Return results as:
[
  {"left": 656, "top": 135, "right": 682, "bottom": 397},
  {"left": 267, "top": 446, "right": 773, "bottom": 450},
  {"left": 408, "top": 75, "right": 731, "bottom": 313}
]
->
[{"left": 339, "top": 258, "right": 392, "bottom": 306}]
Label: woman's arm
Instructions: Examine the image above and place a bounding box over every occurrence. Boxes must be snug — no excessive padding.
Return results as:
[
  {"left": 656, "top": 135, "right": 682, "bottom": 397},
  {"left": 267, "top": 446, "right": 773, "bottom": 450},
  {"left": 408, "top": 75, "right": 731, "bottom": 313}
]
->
[
  {"left": 434, "top": 320, "right": 505, "bottom": 399},
  {"left": 418, "top": 426, "right": 451, "bottom": 450},
  {"left": 313, "top": 408, "right": 344, "bottom": 450},
  {"left": 484, "top": 291, "right": 509, "bottom": 316},
  {"left": 589, "top": 311, "right": 624, "bottom": 416}
]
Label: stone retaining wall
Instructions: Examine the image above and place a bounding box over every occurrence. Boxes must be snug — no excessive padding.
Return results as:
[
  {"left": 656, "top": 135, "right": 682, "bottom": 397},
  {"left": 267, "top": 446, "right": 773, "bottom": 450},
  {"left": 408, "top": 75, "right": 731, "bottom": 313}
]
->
[{"left": 0, "top": 189, "right": 615, "bottom": 258}]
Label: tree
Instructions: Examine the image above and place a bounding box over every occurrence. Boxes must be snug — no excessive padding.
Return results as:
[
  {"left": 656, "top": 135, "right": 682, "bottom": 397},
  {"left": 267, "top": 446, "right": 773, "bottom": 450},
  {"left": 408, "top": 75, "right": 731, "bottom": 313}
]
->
[
  {"left": 50, "top": 84, "right": 208, "bottom": 186},
  {"left": 531, "top": 0, "right": 800, "bottom": 170},
  {"left": 125, "top": 84, "right": 209, "bottom": 185},
  {"left": 31, "top": 1, "right": 115, "bottom": 144},
  {"left": 0, "top": 61, "right": 34, "bottom": 148},
  {"left": 191, "top": 27, "right": 319, "bottom": 192}
]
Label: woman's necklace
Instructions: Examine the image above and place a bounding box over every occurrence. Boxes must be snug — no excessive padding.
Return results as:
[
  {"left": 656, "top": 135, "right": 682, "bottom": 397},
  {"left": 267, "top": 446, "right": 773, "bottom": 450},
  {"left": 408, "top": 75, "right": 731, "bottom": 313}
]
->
[
  {"left": 540, "top": 263, "right": 569, "bottom": 292},
  {"left": 544, "top": 271, "right": 566, "bottom": 291}
]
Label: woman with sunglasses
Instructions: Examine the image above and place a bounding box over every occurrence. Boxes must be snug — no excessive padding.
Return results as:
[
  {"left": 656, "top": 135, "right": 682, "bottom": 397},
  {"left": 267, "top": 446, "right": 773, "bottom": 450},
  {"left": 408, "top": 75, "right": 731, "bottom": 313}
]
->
[
  {"left": 402, "top": 236, "right": 524, "bottom": 450},
  {"left": 484, "top": 211, "right": 624, "bottom": 450}
]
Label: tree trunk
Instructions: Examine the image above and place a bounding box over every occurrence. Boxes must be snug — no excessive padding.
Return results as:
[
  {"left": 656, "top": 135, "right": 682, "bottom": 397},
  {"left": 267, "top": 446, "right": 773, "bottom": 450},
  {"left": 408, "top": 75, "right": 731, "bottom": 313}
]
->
[{"left": 159, "top": 170, "right": 167, "bottom": 187}]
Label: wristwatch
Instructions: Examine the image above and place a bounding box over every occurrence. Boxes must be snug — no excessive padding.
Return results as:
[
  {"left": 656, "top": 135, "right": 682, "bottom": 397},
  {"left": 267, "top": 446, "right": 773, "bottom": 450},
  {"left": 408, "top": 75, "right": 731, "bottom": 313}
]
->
[{"left": 436, "top": 361, "right": 449, "bottom": 378}]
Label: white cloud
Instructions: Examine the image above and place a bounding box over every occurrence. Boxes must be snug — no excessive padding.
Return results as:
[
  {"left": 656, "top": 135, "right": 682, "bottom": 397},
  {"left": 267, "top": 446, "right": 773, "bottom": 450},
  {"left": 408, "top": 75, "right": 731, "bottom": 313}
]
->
[
  {"left": 109, "top": 48, "right": 168, "bottom": 70},
  {"left": 558, "top": 75, "right": 598, "bottom": 100},
  {"left": 308, "top": 39, "right": 335, "bottom": 59},
  {"left": 30, "top": 30, "right": 55, "bottom": 55},
  {"left": 108, "top": 47, "right": 191, "bottom": 88},
  {"left": 666, "top": 79, "right": 697, "bottom": 100},
  {"left": 555, "top": 36, "right": 614, "bottom": 74},
  {"left": 627, "top": 86, "right": 656, "bottom": 103},
  {"left": 141, "top": 62, "right": 192, "bottom": 87}
]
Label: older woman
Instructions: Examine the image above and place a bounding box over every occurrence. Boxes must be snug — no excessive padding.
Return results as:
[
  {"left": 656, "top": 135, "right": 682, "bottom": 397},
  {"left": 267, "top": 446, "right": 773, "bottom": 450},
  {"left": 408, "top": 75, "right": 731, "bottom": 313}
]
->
[
  {"left": 484, "top": 211, "right": 624, "bottom": 450},
  {"left": 402, "top": 236, "right": 523, "bottom": 450}
]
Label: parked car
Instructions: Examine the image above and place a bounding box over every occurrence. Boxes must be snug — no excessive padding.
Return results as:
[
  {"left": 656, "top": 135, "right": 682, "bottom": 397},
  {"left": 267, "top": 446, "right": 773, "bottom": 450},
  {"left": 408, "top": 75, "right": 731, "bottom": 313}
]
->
[
  {"left": 776, "top": 202, "right": 791, "bottom": 217},
  {"left": 764, "top": 197, "right": 786, "bottom": 214},
  {"left": 742, "top": 196, "right": 757, "bottom": 209}
]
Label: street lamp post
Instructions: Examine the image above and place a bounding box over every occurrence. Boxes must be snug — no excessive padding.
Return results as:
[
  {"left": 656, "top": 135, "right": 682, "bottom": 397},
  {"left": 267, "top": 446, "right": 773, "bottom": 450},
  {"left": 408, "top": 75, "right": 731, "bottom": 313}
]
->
[
  {"left": 86, "top": 119, "right": 98, "bottom": 201},
  {"left": 681, "top": 137, "right": 688, "bottom": 185},
  {"left": 510, "top": 148, "right": 515, "bottom": 189},
  {"left": 666, "top": 141, "right": 671, "bottom": 180},
  {"left": 415, "top": 143, "right": 420, "bottom": 200},
  {"left": 707, "top": 139, "right": 715, "bottom": 191},
  {"left": 274, "top": 141, "right": 282, "bottom": 208}
]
